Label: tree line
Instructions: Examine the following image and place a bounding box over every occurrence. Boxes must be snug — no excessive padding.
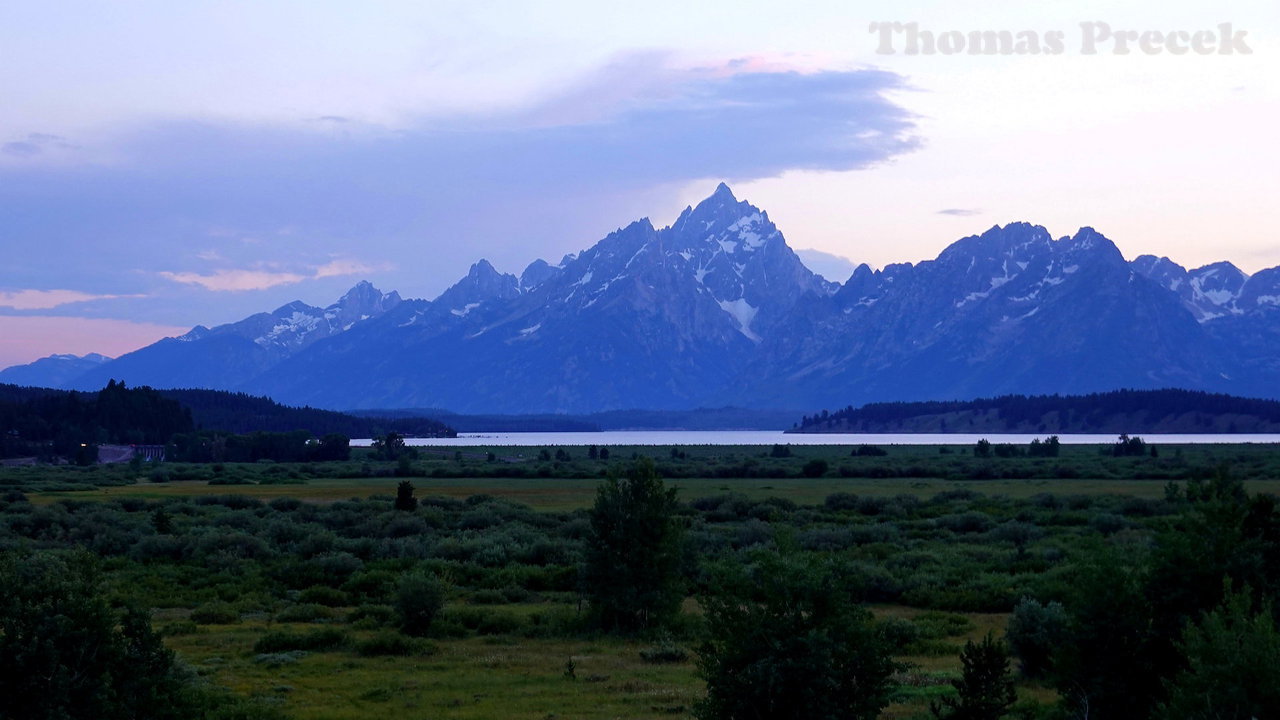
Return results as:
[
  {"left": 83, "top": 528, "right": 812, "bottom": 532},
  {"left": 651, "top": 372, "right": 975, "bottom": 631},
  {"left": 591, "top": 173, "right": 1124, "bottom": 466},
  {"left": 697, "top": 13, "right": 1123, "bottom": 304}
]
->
[
  {"left": 0, "top": 380, "right": 194, "bottom": 459},
  {"left": 797, "top": 388, "right": 1280, "bottom": 431},
  {"left": 1, "top": 382, "right": 456, "bottom": 461}
]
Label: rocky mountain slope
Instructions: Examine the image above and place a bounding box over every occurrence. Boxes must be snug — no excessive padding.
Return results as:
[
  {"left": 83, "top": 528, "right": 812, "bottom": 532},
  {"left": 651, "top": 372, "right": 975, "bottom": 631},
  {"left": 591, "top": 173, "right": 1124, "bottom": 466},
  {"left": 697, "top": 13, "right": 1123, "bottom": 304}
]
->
[{"left": 11, "top": 185, "right": 1277, "bottom": 413}]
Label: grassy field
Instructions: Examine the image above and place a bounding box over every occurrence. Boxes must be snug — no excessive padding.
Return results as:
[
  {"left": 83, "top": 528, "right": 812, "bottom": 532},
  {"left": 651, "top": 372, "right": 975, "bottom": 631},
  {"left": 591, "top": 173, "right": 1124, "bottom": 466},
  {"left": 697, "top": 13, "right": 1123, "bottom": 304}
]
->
[
  {"left": 159, "top": 603, "right": 1035, "bottom": 720},
  {"left": 32, "top": 472, "right": 1280, "bottom": 511},
  {"left": 23, "top": 441, "right": 1280, "bottom": 510},
  {"left": 6, "top": 439, "right": 1279, "bottom": 719}
]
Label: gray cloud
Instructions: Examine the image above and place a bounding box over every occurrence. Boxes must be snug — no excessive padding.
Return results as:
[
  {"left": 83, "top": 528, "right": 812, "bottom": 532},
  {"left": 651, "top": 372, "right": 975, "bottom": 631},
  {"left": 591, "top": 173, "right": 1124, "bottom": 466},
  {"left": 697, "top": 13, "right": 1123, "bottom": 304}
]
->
[
  {"left": 2, "top": 141, "right": 40, "bottom": 157},
  {"left": 937, "top": 208, "right": 982, "bottom": 217},
  {"left": 0, "top": 63, "right": 919, "bottom": 325},
  {"left": 795, "top": 248, "right": 859, "bottom": 283},
  {"left": 2, "top": 133, "right": 76, "bottom": 156}
]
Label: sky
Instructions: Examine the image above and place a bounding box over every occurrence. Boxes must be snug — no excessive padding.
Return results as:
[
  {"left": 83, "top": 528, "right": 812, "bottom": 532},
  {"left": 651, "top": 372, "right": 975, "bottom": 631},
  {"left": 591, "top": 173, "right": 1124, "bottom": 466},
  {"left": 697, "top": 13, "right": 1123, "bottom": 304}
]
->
[{"left": 1, "top": 0, "right": 1277, "bottom": 368}]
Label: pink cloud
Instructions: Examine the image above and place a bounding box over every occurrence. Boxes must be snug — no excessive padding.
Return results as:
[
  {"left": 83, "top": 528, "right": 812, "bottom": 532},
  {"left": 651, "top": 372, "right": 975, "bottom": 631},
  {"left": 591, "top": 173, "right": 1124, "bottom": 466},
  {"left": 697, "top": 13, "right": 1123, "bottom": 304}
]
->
[
  {"left": 0, "top": 288, "right": 141, "bottom": 310},
  {"left": 0, "top": 316, "right": 188, "bottom": 369},
  {"left": 158, "top": 258, "right": 387, "bottom": 292},
  {"left": 158, "top": 268, "right": 307, "bottom": 292}
]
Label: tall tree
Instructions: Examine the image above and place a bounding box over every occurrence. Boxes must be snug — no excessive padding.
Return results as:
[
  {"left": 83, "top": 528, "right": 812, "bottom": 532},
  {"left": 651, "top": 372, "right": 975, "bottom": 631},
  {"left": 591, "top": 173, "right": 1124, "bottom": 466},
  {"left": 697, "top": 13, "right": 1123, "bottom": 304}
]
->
[
  {"left": 394, "top": 480, "right": 418, "bottom": 512},
  {"left": 582, "top": 457, "right": 684, "bottom": 632},
  {"left": 931, "top": 634, "right": 1017, "bottom": 720},
  {"left": 1157, "top": 585, "right": 1280, "bottom": 719}
]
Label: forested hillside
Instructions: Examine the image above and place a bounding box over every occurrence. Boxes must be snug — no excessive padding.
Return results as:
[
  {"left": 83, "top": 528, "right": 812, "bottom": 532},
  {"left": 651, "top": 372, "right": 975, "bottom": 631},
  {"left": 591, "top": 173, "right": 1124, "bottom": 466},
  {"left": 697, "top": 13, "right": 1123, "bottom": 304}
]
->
[
  {"left": 160, "top": 389, "right": 454, "bottom": 437},
  {"left": 793, "top": 389, "right": 1280, "bottom": 433},
  {"left": 0, "top": 383, "right": 454, "bottom": 460},
  {"left": 0, "top": 380, "right": 194, "bottom": 459}
]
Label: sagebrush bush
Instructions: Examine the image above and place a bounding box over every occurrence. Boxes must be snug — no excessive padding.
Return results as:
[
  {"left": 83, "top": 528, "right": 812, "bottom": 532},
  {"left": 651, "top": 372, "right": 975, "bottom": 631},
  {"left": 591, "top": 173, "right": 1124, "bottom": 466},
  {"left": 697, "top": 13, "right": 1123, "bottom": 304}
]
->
[
  {"left": 190, "top": 601, "right": 240, "bottom": 625},
  {"left": 397, "top": 571, "right": 446, "bottom": 637}
]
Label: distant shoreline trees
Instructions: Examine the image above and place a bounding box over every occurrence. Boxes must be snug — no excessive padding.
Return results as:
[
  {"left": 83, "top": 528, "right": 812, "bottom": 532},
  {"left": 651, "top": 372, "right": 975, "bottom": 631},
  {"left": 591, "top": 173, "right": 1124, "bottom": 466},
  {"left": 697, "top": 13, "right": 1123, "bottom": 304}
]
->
[{"left": 794, "top": 388, "right": 1280, "bottom": 433}]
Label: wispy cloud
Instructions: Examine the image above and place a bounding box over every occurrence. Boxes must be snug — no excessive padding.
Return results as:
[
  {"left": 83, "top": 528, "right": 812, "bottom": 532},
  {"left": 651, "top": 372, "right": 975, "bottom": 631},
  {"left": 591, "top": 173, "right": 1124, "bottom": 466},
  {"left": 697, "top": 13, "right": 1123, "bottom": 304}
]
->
[
  {"left": 937, "top": 208, "right": 983, "bottom": 217},
  {"left": 1, "top": 132, "right": 77, "bottom": 158},
  {"left": 0, "top": 289, "right": 141, "bottom": 310},
  {"left": 158, "top": 258, "right": 387, "bottom": 292},
  {"left": 158, "top": 268, "right": 308, "bottom": 292}
]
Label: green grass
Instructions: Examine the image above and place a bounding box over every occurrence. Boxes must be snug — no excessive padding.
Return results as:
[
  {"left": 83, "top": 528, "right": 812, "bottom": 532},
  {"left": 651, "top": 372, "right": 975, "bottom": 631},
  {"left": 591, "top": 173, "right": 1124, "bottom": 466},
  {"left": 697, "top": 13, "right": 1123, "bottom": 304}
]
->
[
  {"left": 20, "top": 441, "right": 1280, "bottom": 510},
  {"left": 160, "top": 604, "right": 1032, "bottom": 720},
  {"left": 9, "top": 440, "right": 1277, "bottom": 718},
  {"left": 168, "top": 617, "right": 703, "bottom": 720},
  {"left": 30, "top": 472, "right": 1280, "bottom": 511}
]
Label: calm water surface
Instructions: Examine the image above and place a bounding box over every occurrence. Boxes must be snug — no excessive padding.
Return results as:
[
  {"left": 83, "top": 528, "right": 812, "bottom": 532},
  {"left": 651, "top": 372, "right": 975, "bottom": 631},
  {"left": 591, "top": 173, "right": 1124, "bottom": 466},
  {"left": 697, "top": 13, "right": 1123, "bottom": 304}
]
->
[{"left": 352, "top": 430, "right": 1280, "bottom": 447}]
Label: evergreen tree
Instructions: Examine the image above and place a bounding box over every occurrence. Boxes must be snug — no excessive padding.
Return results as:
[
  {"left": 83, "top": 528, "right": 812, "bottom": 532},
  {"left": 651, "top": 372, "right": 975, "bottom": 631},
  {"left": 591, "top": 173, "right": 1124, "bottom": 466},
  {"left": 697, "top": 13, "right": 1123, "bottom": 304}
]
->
[
  {"left": 930, "top": 634, "right": 1017, "bottom": 720},
  {"left": 394, "top": 480, "right": 418, "bottom": 512}
]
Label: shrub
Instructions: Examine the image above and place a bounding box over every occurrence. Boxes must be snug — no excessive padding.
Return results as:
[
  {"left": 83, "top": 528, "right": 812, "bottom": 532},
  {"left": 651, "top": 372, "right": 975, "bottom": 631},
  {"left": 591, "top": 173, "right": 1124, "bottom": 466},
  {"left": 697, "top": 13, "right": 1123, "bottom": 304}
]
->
[
  {"left": 160, "top": 620, "right": 200, "bottom": 637},
  {"left": 469, "top": 588, "right": 507, "bottom": 605},
  {"left": 914, "top": 611, "right": 975, "bottom": 639},
  {"left": 298, "top": 586, "right": 349, "bottom": 607},
  {"left": 347, "top": 601, "right": 396, "bottom": 622},
  {"left": 695, "top": 552, "right": 903, "bottom": 720},
  {"left": 396, "top": 572, "right": 446, "bottom": 637},
  {"left": 640, "top": 638, "right": 689, "bottom": 664},
  {"left": 269, "top": 497, "right": 303, "bottom": 512},
  {"left": 800, "top": 459, "right": 830, "bottom": 478},
  {"left": 190, "top": 601, "right": 240, "bottom": 625},
  {"left": 876, "top": 616, "right": 921, "bottom": 652},
  {"left": 824, "top": 492, "right": 860, "bottom": 511},
  {"left": 935, "top": 512, "right": 994, "bottom": 534},
  {"left": 1005, "top": 597, "right": 1068, "bottom": 678},
  {"left": 275, "top": 603, "right": 334, "bottom": 623},
  {"left": 253, "top": 651, "right": 307, "bottom": 667},
  {"left": 1089, "top": 512, "right": 1129, "bottom": 535}
]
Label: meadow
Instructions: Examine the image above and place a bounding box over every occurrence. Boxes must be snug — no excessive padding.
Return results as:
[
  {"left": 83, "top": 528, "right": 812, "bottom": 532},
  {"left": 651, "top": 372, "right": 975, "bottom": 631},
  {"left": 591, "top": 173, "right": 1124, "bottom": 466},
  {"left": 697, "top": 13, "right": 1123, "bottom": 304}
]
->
[{"left": 3, "top": 439, "right": 1278, "bottom": 719}]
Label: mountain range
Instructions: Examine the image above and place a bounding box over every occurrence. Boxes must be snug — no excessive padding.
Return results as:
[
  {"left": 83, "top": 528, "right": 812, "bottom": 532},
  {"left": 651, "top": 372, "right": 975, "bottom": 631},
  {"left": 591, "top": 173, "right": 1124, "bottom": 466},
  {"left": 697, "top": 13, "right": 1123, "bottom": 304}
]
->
[{"left": 6, "top": 183, "right": 1278, "bottom": 413}]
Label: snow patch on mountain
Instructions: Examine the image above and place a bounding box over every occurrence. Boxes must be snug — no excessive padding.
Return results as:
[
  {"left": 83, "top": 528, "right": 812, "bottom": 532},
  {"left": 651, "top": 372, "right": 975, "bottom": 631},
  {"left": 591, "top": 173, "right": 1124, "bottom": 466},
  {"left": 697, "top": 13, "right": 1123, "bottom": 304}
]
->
[{"left": 718, "top": 298, "right": 761, "bottom": 342}]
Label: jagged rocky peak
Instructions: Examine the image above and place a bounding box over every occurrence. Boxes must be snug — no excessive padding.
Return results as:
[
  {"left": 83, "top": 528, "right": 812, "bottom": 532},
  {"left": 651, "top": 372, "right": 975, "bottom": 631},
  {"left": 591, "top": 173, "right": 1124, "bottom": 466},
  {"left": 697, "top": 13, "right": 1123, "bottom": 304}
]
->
[
  {"left": 939, "top": 222, "right": 1054, "bottom": 264},
  {"left": 520, "top": 259, "right": 561, "bottom": 291},
  {"left": 1240, "top": 267, "right": 1280, "bottom": 310},
  {"left": 323, "top": 280, "right": 401, "bottom": 332},
  {"left": 1132, "top": 255, "right": 1190, "bottom": 290},
  {"left": 42, "top": 352, "right": 111, "bottom": 364},
  {"left": 179, "top": 325, "right": 211, "bottom": 341},
  {"left": 335, "top": 280, "right": 401, "bottom": 313},
  {"left": 1133, "top": 255, "right": 1253, "bottom": 322},
  {"left": 669, "top": 182, "right": 779, "bottom": 255},
  {"left": 1058, "top": 226, "right": 1125, "bottom": 262},
  {"left": 435, "top": 259, "right": 521, "bottom": 312},
  {"left": 1190, "top": 262, "right": 1249, "bottom": 297}
]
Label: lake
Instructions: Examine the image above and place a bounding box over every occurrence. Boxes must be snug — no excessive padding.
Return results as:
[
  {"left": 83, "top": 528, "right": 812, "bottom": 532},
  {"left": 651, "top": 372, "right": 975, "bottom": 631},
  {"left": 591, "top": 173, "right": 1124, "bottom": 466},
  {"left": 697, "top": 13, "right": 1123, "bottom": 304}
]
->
[{"left": 353, "top": 430, "right": 1280, "bottom": 447}]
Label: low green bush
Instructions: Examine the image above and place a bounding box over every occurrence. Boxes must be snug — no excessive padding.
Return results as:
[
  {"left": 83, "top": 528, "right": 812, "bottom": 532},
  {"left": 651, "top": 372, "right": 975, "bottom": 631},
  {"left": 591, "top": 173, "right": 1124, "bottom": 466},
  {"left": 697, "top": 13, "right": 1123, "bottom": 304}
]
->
[{"left": 190, "top": 601, "right": 239, "bottom": 625}]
